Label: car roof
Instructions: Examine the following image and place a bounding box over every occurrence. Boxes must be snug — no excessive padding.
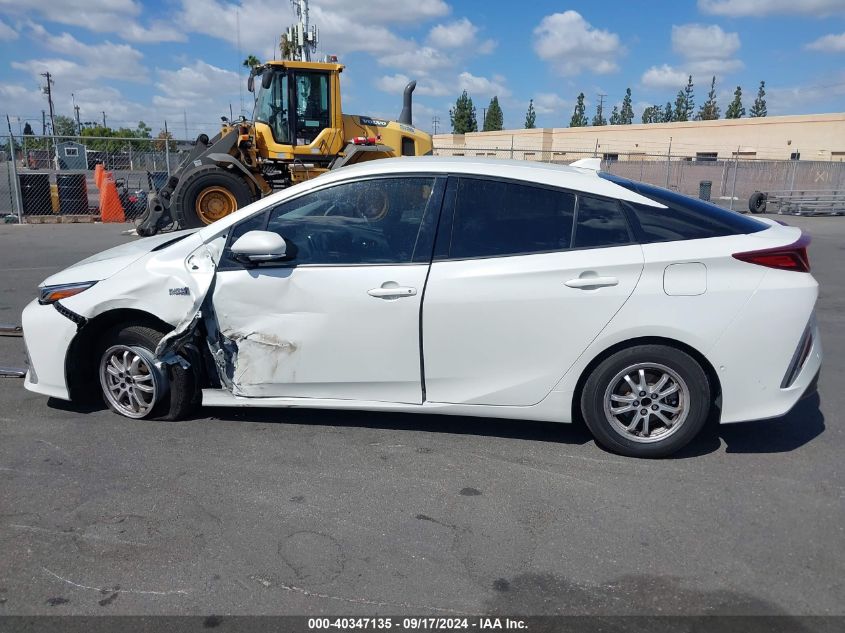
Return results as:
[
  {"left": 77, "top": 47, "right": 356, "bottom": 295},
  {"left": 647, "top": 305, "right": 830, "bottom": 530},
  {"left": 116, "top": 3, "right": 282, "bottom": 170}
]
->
[{"left": 320, "top": 156, "right": 665, "bottom": 207}]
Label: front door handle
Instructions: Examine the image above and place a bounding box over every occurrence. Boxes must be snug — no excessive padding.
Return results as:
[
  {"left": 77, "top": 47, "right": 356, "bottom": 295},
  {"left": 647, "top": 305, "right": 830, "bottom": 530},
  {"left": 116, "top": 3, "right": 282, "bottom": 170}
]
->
[
  {"left": 565, "top": 276, "right": 619, "bottom": 289},
  {"left": 368, "top": 286, "right": 417, "bottom": 299}
]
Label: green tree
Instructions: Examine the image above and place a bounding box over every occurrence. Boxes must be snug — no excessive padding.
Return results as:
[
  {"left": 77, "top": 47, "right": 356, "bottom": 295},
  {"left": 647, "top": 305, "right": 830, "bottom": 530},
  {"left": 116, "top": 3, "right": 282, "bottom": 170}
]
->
[
  {"left": 683, "top": 75, "right": 695, "bottom": 121},
  {"left": 673, "top": 89, "right": 687, "bottom": 122},
  {"left": 750, "top": 80, "right": 767, "bottom": 117},
  {"left": 662, "top": 101, "right": 673, "bottom": 123},
  {"left": 697, "top": 76, "right": 720, "bottom": 120},
  {"left": 570, "top": 92, "right": 588, "bottom": 127},
  {"left": 591, "top": 98, "right": 607, "bottom": 126},
  {"left": 641, "top": 105, "right": 663, "bottom": 124},
  {"left": 450, "top": 90, "right": 477, "bottom": 133},
  {"left": 524, "top": 99, "right": 536, "bottom": 129},
  {"left": 483, "top": 96, "right": 504, "bottom": 131},
  {"left": 609, "top": 105, "right": 621, "bottom": 125},
  {"left": 726, "top": 86, "right": 745, "bottom": 119},
  {"left": 243, "top": 55, "right": 261, "bottom": 69},
  {"left": 23, "top": 122, "right": 34, "bottom": 136},
  {"left": 53, "top": 114, "right": 77, "bottom": 137},
  {"left": 620, "top": 88, "right": 634, "bottom": 124},
  {"left": 153, "top": 129, "right": 176, "bottom": 152}
]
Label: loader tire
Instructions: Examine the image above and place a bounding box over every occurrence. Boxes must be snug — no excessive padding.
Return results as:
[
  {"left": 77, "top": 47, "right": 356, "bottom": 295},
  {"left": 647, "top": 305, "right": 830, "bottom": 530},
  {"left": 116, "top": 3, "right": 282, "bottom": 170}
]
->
[{"left": 174, "top": 165, "right": 256, "bottom": 228}]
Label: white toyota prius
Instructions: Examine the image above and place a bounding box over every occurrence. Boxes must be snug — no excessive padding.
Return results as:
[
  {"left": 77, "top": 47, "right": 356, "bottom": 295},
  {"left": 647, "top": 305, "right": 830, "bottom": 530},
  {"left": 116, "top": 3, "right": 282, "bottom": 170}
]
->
[{"left": 22, "top": 157, "right": 821, "bottom": 457}]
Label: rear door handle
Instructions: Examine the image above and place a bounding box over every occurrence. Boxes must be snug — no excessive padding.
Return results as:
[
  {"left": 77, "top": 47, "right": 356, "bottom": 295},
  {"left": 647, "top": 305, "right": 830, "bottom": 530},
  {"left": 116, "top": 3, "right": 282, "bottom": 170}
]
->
[
  {"left": 565, "top": 276, "right": 619, "bottom": 289},
  {"left": 368, "top": 286, "right": 417, "bottom": 299}
]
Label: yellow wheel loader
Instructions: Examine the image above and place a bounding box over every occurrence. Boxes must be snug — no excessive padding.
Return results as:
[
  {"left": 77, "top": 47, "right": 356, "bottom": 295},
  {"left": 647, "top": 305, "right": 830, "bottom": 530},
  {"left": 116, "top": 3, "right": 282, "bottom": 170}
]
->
[{"left": 137, "top": 59, "right": 432, "bottom": 235}]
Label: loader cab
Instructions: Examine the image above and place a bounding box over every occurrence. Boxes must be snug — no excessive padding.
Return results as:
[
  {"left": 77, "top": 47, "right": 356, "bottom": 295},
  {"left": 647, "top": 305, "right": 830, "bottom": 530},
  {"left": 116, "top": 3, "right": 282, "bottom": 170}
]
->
[{"left": 252, "top": 61, "right": 345, "bottom": 158}]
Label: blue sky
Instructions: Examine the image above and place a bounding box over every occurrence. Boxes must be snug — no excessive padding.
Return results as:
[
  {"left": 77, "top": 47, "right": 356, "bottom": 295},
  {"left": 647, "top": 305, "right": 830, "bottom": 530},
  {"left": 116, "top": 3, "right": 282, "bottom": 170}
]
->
[{"left": 0, "top": 0, "right": 843, "bottom": 138}]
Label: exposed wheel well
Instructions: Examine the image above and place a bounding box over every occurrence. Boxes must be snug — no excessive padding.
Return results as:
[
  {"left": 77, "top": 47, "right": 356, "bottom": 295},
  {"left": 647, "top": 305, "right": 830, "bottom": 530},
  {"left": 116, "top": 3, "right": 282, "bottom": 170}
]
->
[
  {"left": 65, "top": 309, "right": 175, "bottom": 402},
  {"left": 570, "top": 336, "right": 722, "bottom": 425}
]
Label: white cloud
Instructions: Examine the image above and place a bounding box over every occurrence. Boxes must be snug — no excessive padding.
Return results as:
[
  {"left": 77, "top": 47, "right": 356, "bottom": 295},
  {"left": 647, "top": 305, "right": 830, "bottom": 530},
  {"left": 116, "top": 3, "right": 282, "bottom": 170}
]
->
[
  {"left": 375, "top": 73, "right": 450, "bottom": 97},
  {"left": 457, "top": 72, "right": 511, "bottom": 99},
  {"left": 153, "top": 60, "right": 240, "bottom": 113},
  {"left": 177, "top": 0, "right": 448, "bottom": 59},
  {"left": 806, "top": 32, "right": 845, "bottom": 52},
  {"left": 24, "top": 23, "right": 148, "bottom": 79},
  {"left": 0, "top": 17, "right": 17, "bottom": 40},
  {"left": 533, "top": 11, "right": 623, "bottom": 76},
  {"left": 698, "top": 0, "right": 845, "bottom": 16},
  {"left": 532, "top": 93, "right": 567, "bottom": 115},
  {"left": 428, "top": 18, "right": 477, "bottom": 49},
  {"left": 765, "top": 74, "right": 845, "bottom": 114},
  {"left": 642, "top": 23, "right": 742, "bottom": 90},
  {"left": 0, "top": 0, "right": 185, "bottom": 42},
  {"left": 672, "top": 24, "right": 740, "bottom": 60},
  {"left": 378, "top": 47, "right": 453, "bottom": 76},
  {"left": 641, "top": 64, "right": 690, "bottom": 89}
]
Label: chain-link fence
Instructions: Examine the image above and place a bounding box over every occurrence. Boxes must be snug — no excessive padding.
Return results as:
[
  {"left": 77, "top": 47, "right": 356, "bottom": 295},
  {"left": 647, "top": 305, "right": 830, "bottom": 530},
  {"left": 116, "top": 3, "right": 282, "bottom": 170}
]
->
[
  {"left": 3, "top": 134, "right": 844, "bottom": 222},
  {"left": 434, "top": 145, "right": 845, "bottom": 213},
  {"left": 1, "top": 134, "right": 192, "bottom": 223}
]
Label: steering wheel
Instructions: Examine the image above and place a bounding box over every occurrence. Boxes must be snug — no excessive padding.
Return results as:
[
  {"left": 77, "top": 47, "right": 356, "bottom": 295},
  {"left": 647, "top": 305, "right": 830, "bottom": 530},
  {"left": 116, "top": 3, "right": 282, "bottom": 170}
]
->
[{"left": 355, "top": 188, "right": 389, "bottom": 221}]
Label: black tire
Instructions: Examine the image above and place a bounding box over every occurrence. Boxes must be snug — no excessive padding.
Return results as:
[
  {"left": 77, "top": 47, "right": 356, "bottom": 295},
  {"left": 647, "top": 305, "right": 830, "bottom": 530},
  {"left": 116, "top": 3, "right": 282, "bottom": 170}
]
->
[
  {"left": 580, "top": 345, "right": 711, "bottom": 458},
  {"left": 173, "top": 164, "right": 256, "bottom": 229},
  {"left": 96, "top": 324, "right": 197, "bottom": 421},
  {"left": 748, "top": 192, "right": 767, "bottom": 214}
]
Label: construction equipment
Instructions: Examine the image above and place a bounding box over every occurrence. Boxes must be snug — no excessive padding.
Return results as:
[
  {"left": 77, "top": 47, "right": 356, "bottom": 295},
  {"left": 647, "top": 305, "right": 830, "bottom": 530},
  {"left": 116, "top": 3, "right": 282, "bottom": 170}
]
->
[{"left": 137, "top": 1, "right": 432, "bottom": 236}]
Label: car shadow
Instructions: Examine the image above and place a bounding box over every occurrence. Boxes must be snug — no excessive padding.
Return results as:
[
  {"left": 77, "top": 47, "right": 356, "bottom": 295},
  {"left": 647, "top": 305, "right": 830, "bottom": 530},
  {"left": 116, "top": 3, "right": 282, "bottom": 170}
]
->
[
  {"left": 201, "top": 404, "right": 597, "bottom": 447},
  {"left": 48, "top": 392, "right": 825, "bottom": 457},
  {"left": 676, "top": 392, "right": 825, "bottom": 457}
]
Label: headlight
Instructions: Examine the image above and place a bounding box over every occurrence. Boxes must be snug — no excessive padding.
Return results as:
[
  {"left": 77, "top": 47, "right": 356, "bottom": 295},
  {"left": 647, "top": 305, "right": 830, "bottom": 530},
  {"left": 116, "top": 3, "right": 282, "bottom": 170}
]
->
[{"left": 38, "top": 281, "right": 97, "bottom": 305}]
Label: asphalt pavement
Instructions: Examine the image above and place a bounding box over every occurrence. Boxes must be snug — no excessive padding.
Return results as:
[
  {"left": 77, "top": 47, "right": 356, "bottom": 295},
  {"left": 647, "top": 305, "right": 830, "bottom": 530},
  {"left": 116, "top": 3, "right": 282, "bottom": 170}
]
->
[{"left": 0, "top": 218, "right": 842, "bottom": 617}]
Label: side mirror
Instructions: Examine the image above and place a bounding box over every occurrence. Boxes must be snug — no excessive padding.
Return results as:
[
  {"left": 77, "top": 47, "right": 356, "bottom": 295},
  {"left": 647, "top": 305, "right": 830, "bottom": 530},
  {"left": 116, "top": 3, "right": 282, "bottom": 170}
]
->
[
  {"left": 230, "top": 230, "right": 290, "bottom": 264},
  {"left": 261, "top": 70, "right": 273, "bottom": 90},
  {"left": 247, "top": 74, "right": 254, "bottom": 93}
]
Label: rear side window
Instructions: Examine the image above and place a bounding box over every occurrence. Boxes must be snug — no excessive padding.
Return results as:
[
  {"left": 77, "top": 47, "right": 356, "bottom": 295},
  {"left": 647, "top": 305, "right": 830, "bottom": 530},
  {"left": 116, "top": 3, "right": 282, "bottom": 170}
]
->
[
  {"left": 600, "top": 172, "right": 767, "bottom": 242},
  {"left": 573, "top": 195, "right": 632, "bottom": 248},
  {"left": 449, "top": 178, "right": 576, "bottom": 258}
]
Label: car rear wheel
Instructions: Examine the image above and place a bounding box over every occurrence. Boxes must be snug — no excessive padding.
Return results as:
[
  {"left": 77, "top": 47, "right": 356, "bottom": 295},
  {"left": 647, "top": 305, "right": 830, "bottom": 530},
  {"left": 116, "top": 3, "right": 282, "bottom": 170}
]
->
[
  {"left": 581, "top": 345, "right": 711, "bottom": 458},
  {"left": 97, "top": 324, "right": 196, "bottom": 421}
]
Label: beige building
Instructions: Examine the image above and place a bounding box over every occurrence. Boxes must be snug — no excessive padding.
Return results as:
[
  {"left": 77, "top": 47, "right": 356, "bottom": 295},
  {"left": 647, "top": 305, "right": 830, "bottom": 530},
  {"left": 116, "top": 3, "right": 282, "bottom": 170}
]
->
[{"left": 433, "top": 113, "right": 845, "bottom": 162}]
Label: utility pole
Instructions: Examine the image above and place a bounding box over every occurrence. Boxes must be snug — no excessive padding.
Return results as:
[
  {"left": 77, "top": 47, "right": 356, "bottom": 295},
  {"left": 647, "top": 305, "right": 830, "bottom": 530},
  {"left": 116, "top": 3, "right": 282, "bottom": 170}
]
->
[
  {"left": 41, "top": 110, "right": 46, "bottom": 135},
  {"left": 432, "top": 116, "right": 440, "bottom": 135},
  {"left": 41, "top": 71, "right": 57, "bottom": 168},
  {"left": 596, "top": 93, "right": 606, "bottom": 125},
  {"left": 40, "top": 72, "right": 56, "bottom": 136},
  {"left": 72, "top": 92, "right": 81, "bottom": 136},
  {"left": 183, "top": 110, "right": 188, "bottom": 140},
  {"left": 102, "top": 111, "right": 107, "bottom": 129}
]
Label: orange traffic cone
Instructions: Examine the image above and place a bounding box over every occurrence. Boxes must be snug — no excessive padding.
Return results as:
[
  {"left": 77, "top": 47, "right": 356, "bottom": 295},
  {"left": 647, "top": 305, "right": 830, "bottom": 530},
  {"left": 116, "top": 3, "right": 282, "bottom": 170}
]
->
[
  {"left": 94, "top": 163, "right": 105, "bottom": 190},
  {"left": 99, "top": 176, "right": 125, "bottom": 223}
]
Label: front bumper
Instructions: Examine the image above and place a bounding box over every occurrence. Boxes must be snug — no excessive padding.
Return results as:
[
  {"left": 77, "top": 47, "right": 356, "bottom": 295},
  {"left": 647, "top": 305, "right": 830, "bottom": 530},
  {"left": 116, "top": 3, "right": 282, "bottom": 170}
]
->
[{"left": 22, "top": 298, "right": 79, "bottom": 400}]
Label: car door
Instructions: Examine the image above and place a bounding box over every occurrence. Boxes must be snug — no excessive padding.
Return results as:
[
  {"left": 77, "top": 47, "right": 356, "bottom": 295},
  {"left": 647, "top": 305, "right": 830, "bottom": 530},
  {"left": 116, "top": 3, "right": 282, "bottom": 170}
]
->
[
  {"left": 422, "top": 177, "right": 644, "bottom": 406},
  {"left": 212, "top": 175, "right": 444, "bottom": 402}
]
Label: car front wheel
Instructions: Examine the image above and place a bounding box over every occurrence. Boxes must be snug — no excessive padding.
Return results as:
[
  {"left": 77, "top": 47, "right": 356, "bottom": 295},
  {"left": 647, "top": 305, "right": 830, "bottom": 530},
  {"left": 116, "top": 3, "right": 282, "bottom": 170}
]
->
[
  {"left": 580, "top": 344, "right": 711, "bottom": 458},
  {"left": 97, "top": 324, "right": 196, "bottom": 420}
]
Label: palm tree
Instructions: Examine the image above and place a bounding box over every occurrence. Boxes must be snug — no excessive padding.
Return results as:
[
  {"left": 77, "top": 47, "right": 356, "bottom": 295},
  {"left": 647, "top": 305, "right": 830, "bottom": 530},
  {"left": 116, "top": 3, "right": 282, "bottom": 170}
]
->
[{"left": 242, "top": 55, "right": 261, "bottom": 69}]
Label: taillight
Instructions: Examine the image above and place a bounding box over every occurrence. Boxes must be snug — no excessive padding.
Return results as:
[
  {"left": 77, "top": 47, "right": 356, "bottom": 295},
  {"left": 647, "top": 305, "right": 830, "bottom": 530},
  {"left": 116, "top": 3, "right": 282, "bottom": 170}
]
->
[{"left": 732, "top": 234, "right": 811, "bottom": 272}]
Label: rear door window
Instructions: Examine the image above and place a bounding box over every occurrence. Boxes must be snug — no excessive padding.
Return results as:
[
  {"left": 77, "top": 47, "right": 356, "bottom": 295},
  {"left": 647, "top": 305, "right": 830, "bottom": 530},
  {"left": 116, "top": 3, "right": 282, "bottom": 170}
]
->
[
  {"left": 573, "top": 195, "right": 632, "bottom": 248},
  {"left": 448, "top": 178, "right": 576, "bottom": 258}
]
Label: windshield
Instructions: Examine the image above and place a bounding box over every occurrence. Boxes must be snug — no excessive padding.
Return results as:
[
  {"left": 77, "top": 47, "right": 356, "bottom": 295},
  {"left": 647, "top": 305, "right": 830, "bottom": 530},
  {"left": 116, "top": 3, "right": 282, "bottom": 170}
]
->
[
  {"left": 254, "top": 69, "right": 331, "bottom": 146},
  {"left": 254, "top": 70, "right": 290, "bottom": 144}
]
